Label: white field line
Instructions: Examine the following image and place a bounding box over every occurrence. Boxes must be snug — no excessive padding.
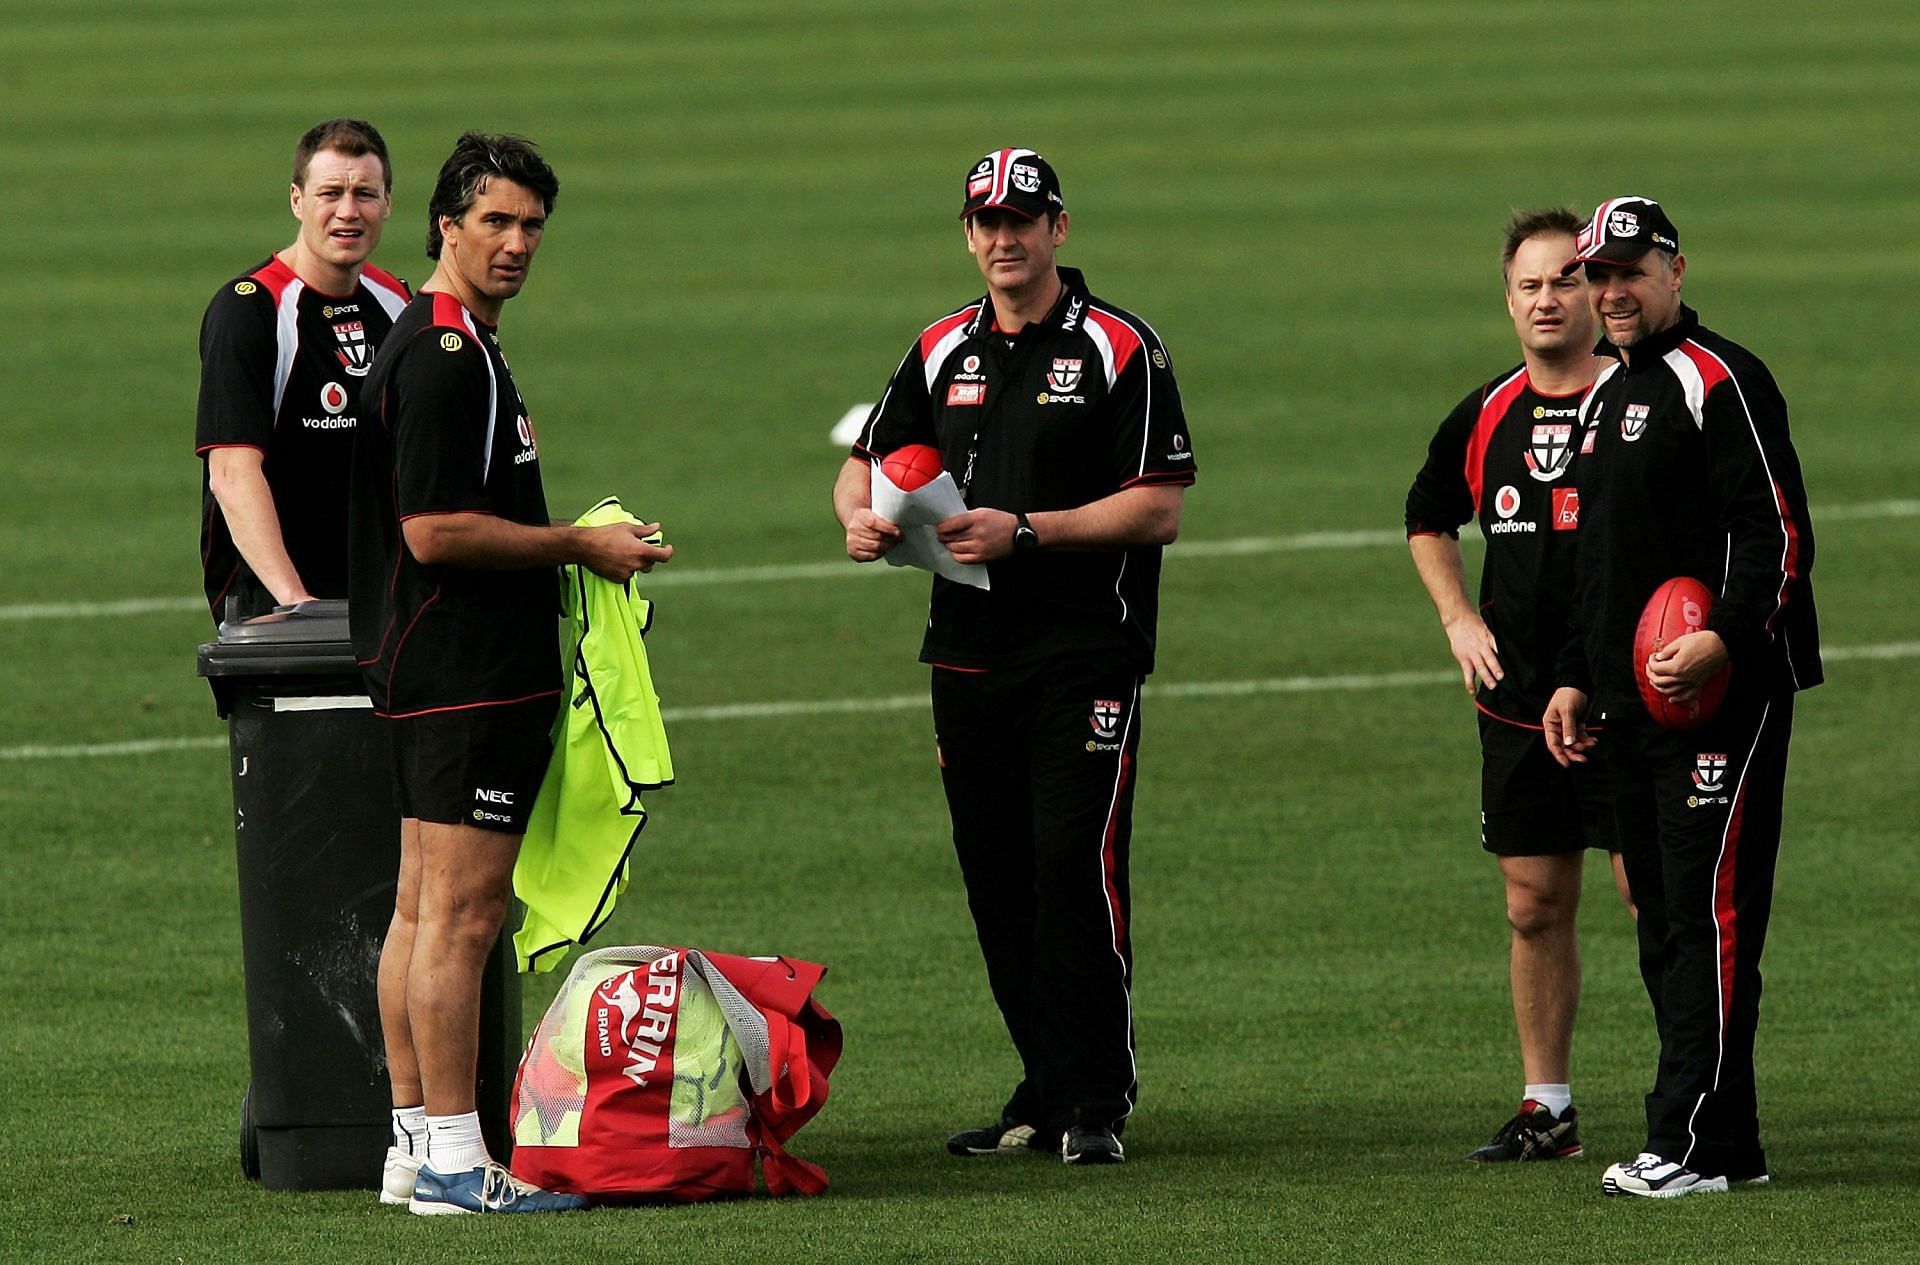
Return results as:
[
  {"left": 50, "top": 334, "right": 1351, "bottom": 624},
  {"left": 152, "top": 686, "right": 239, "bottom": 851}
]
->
[
  {"left": 5, "top": 499, "right": 1914, "bottom": 621},
  {"left": 4, "top": 641, "right": 1914, "bottom": 763}
]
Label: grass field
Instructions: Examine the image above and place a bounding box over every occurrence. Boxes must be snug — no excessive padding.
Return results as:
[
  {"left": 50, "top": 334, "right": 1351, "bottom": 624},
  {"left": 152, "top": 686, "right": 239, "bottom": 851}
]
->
[{"left": 4, "top": 2, "right": 1918, "bottom": 1261}]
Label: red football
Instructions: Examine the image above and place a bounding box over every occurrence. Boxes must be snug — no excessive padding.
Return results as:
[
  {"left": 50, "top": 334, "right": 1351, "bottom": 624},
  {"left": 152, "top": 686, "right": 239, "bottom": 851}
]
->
[
  {"left": 1633, "top": 576, "right": 1731, "bottom": 731},
  {"left": 880, "top": 444, "right": 943, "bottom": 493}
]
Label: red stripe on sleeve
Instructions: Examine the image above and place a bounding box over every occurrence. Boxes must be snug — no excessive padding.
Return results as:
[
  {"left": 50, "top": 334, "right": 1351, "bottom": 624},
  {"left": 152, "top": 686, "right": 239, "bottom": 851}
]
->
[
  {"left": 1086, "top": 309, "right": 1144, "bottom": 377},
  {"left": 1464, "top": 370, "right": 1530, "bottom": 515},
  {"left": 918, "top": 308, "right": 978, "bottom": 363}
]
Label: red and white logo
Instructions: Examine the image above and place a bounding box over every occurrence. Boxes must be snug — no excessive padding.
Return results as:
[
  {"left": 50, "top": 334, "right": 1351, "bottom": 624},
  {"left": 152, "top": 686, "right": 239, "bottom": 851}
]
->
[
  {"left": 1621, "top": 403, "right": 1650, "bottom": 442},
  {"left": 1580, "top": 426, "right": 1598, "bottom": 454},
  {"left": 332, "top": 321, "right": 370, "bottom": 376},
  {"left": 947, "top": 382, "right": 986, "bottom": 406},
  {"left": 517, "top": 414, "right": 535, "bottom": 448},
  {"left": 1047, "top": 357, "right": 1083, "bottom": 392},
  {"left": 1090, "top": 699, "right": 1123, "bottom": 740},
  {"left": 1551, "top": 487, "right": 1579, "bottom": 531},
  {"left": 1493, "top": 484, "right": 1522, "bottom": 520},
  {"left": 963, "top": 354, "right": 981, "bottom": 374},
  {"left": 319, "top": 381, "right": 349, "bottom": 414},
  {"left": 1011, "top": 163, "right": 1041, "bottom": 193},
  {"left": 1607, "top": 209, "right": 1641, "bottom": 238},
  {"left": 1525, "top": 423, "right": 1573, "bottom": 481},
  {"left": 1692, "top": 754, "right": 1728, "bottom": 794}
]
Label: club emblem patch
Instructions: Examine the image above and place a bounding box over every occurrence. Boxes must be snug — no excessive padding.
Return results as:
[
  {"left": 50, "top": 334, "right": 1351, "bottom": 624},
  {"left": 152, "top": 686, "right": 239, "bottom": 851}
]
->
[
  {"left": 1089, "top": 699, "right": 1122, "bottom": 740},
  {"left": 1692, "top": 753, "right": 1728, "bottom": 794},
  {"left": 1525, "top": 423, "right": 1573, "bottom": 481},
  {"left": 1608, "top": 209, "right": 1641, "bottom": 238},
  {"left": 331, "top": 321, "right": 370, "bottom": 376},
  {"left": 1011, "top": 163, "right": 1041, "bottom": 193},
  {"left": 1621, "top": 403, "right": 1650, "bottom": 442},
  {"left": 1047, "top": 358, "right": 1083, "bottom": 392}
]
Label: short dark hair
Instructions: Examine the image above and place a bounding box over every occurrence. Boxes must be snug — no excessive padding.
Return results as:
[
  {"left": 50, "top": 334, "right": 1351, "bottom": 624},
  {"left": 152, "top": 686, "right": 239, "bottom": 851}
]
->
[
  {"left": 425, "top": 132, "right": 560, "bottom": 259},
  {"left": 1501, "top": 206, "right": 1582, "bottom": 278},
  {"left": 293, "top": 118, "right": 391, "bottom": 190}
]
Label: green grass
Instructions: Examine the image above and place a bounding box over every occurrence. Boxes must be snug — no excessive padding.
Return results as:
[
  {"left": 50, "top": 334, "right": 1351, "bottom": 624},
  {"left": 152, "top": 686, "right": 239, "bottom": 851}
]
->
[{"left": 4, "top": 1, "right": 1920, "bottom": 1261}]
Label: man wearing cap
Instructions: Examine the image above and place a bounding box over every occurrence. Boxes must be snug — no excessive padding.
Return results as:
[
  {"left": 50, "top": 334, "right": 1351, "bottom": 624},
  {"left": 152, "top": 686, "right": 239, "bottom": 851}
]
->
[
  {"left": 1542, "top": 196, "right": 1821, "bottom": 1198},
  {"left": 833, "top": 148, "right": 1196, "bottom": 1165},
  {"left": 196, "top": 118, "right": 411, "bottom": 624},
  {"left": 1405, "top": 207, "right": 1633, "bottom": 1165}
]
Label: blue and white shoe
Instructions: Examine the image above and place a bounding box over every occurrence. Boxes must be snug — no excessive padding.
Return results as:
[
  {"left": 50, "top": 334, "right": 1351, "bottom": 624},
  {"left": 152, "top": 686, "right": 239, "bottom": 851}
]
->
[
  {"left": 1602, "top": 1152, "right": 1727, "bottom": 1198},
  {"left": 380, "top": 1147, "right": 422, "bottom": 1205},
  {"left": 408, "top": 1161, "right": 587, "bottom": 1215}
]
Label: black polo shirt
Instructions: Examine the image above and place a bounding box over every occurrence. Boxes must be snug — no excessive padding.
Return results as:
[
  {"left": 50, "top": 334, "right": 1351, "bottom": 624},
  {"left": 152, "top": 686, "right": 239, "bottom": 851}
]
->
[
  {"left": 853, "top": 266, "right": 1195, "bottom": 673},
  {"left": 348, "top": 291, "right": 558, "bottom": 718},
  {"left": 1405, "top": 364, "right": 1595, "bottom": 727},
  {"left": 195, "top": 256, "right": 410, "bottom": 621}
]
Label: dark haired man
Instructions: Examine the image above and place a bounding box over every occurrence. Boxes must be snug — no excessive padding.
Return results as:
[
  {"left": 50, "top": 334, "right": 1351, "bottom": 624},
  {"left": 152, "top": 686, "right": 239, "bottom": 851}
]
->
[
  {"left": 196, "top": 118, "right": 410, "bottom": 623},
  {"left": 349, "top": 132, "right": 671, "bottom": 1214},
  {"left": 1543, "top": 196, "right": 1820, "bottom": 1198},
  {"left": 1406, "top": 208, "right": 1633, "bottom": 1164},
  {"left": 834, "top": 147, "right": 1195, "bottom": 1165}
]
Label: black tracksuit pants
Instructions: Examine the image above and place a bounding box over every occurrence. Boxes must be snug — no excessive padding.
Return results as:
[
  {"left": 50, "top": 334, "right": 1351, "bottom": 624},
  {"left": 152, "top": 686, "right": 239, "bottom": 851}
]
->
[
  {"left": 1605, "top": 683, "right": 1796, "bottom": 1180},
  {"left": 931, "top": 657, "right": 1142, "bottom": 1138}
]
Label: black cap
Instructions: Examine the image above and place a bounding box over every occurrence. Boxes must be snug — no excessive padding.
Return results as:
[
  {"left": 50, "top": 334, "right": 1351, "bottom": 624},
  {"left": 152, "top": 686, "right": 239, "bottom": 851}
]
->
[
  {"left": 1562, "top": 196, "right": 1680, "bottom": 275},
  {"left": 959, "top": 148, "right": 1064, "bottom": 221}
]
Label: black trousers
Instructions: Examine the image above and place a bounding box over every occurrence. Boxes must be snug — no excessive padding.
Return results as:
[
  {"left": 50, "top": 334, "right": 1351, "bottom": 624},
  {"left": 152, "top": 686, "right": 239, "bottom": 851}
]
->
[
  {"left": 1606, "top": 685, "right": 1796, "bottom": 1180},
  {"left": 930, "top": 658, "right": 1143, "bottom": 1137}
]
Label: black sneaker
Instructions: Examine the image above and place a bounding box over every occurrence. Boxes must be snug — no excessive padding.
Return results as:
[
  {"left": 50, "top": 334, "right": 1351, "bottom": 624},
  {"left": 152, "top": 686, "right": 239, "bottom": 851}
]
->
[
  {"left": 1061, "top": 1124, "right": 1125, "bottom": 1165},
  {"left": 1466, "top": 1099, "right": 1583, "bottom": 1162},
  {"left": 946, "top": 1120, "right": 1040, "bottom": 1156}
]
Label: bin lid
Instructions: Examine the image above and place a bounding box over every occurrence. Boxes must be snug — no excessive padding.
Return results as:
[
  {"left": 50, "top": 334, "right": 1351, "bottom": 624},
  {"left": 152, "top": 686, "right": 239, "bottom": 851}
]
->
[{"left": 197, "top": 599, "right": 361, "bottom": 679}]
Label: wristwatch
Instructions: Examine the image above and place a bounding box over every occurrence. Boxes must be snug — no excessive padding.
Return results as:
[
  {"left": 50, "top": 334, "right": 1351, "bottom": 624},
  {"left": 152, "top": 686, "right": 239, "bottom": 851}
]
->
[{"left": 1012, "top": 513, "right": 1040, "bottom": 552}]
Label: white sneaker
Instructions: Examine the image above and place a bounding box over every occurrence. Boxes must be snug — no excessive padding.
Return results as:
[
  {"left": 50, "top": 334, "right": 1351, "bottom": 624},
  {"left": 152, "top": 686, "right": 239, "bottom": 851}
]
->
[
  {"left": 380, "top": 1146, "right": 423, "bottom": 1206},
  {"left": 1601, "top": 1152, "right": 1729, "bottom": 1198}
]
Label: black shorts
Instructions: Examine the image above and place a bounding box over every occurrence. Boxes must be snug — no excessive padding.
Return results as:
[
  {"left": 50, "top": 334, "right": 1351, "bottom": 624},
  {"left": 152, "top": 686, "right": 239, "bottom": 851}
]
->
[
  {"left": 387, "top": 696, "right": 559, "bottom": 834},
  {"left": 1478, "top": 711, "right": 1617, "bottom": 857}
]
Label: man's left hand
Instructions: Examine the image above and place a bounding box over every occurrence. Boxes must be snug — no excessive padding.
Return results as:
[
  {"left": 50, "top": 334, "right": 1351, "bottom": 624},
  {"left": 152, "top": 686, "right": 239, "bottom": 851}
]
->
[
  {"left": 937, "top": 508, "right": 1018, "bottom": 564},
  {"left": 1647, "top": 630, "right": 1729, "bottom": 704}
]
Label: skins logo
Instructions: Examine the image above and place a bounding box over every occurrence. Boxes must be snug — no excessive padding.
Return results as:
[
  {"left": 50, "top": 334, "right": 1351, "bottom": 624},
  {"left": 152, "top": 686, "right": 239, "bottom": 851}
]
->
[
  {"left": 332, "top": 320, "right": 370, "bottom": 376},
  {"left": 440, "top": 332, "right": 463, "bottom": 353},
  {"left": 1525, "top": 423, "right": 1573, "bottom": 481},
  {"left": 1692, "top": 753, "right": 1728, "bottom": 794},
  {"left": 1090, "top": 699, "right": 1122, "bottom": 740},
  {"left": 234, "top": 281, "right": 258, "bottom": 296},
  {"left": 1047, "top": 358, "right": 1083, "bottom": 392},
  {"left": 319, "top": 381, "right": 348, "bottom": 414},
  {"left": 1621, "top": 403, "right": 1650, "bottom": 442}
]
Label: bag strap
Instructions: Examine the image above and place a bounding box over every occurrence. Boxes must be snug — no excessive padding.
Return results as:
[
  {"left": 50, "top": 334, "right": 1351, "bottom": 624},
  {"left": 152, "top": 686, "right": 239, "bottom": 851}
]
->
[{"left": 751, "top": 1117, "right": 829, "bottom": 1197}]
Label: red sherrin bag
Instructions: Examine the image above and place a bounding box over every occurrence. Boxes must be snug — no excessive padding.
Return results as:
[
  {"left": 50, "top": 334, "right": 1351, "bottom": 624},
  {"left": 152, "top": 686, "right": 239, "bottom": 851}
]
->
[{"left": 508, "top": 945, "right": 841, "bottom": 1202}]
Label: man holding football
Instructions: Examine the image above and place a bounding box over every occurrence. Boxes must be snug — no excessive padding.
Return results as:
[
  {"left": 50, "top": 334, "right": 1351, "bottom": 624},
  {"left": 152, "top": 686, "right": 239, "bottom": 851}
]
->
[
  {"left": 833, "top": 147, "right": 1195, "bottom": 1165},
  {"left": 1405, "top": 208, "right": 1633, "bottom": 1166},
  {"left": 1543, "top": 197, "right": 1821, "bottom": 1198}
]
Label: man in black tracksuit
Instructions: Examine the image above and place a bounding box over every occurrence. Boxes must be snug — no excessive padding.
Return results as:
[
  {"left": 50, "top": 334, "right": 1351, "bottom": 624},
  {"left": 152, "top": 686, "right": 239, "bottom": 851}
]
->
[
  {"left": 833, "top": 148, "right": 1195, "bottom": 1165},
  {"left": 1542, "top": 197, "right": 1821, "bottom": 1198}
]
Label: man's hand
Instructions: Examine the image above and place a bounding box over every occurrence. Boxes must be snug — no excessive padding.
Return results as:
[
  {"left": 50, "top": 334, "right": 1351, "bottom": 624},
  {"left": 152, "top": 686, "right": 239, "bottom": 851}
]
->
[
  {"left": 1542, "top": 686, "right": 1595, "bottom": 768},
  {"left": 844, "top": 508, "right": 903, "bottom": 562},
  {"left": 1647, "top": 630, "right": 1728, "bottom": 705},
  {"left": 576, "top": 521, "right": 673, "bottom": 582},
  {"left": 1442, "top": 612, "right": 1504, "bottom": 694},
  {"left": 937, "top": 508, "right": 1017, "bottom": 564}
]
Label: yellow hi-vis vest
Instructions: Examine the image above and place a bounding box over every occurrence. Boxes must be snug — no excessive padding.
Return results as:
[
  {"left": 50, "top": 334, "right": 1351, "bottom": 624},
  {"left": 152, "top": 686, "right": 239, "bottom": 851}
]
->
[{"left": 514, "top": 497, "right": 674, "bottom": 972}]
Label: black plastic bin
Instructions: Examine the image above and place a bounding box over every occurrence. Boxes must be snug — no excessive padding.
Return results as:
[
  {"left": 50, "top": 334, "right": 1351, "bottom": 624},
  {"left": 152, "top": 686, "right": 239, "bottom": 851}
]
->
[{"left": 199, "top": 600, "right": 520, "bottom": 1191}]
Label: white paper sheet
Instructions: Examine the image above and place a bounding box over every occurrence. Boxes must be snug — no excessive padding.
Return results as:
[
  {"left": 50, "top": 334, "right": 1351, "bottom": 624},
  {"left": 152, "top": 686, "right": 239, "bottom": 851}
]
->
[{"left": 869, "top": 466, "right": 991, "bottom": 590}]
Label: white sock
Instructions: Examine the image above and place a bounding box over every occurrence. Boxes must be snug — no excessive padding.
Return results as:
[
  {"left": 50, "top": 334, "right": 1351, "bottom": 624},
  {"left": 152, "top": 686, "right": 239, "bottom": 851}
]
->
[
  {"left": 391, "top": 1105, "right": 427, "bottom": 1156},
  {"left": 425, "top": 1112, "right": 490, "bottom": 1172},
  {"left": 1525, "top": 1083, "right": 1573, "bottom": 1116}
]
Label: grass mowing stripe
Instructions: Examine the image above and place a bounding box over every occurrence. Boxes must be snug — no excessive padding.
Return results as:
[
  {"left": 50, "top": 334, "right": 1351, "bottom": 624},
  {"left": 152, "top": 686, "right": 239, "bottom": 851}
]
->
[
  {"left": 3, "top": 499, "right": 1912, "bottom": 622},
  {"left": 8, "top": 641, "right": 1912, "bottom": 762}
]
